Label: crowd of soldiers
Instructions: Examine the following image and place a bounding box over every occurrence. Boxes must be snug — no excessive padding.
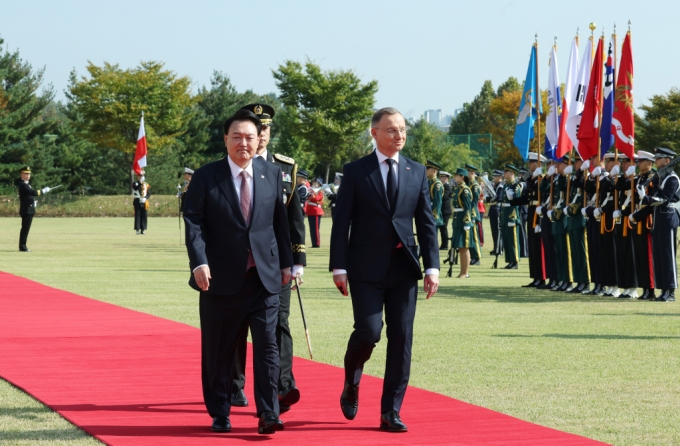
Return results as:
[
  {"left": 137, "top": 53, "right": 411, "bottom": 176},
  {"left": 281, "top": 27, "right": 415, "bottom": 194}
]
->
[{"left": 428, "top": 148, "right": 680, "bottom": 302}]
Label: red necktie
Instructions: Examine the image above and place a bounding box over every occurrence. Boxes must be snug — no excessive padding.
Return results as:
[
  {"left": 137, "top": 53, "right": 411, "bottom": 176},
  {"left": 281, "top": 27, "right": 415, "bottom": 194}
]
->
[{"left": 240, "top": 172, "right": 255, "bottom": 269}]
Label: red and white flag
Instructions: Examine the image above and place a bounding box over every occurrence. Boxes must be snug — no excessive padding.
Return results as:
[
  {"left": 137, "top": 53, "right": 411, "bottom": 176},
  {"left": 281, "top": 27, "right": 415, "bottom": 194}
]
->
[
  {"left": 565, "top": 37, "right": 593, "bottom": 156},
  {"left": 132, "top": 114, "right": 147, "bottom": 175},
  {"left": 556, "top": 37, "right": 579, "bottom": 159},
  {"left": 611, "top": 32, "right": 635, "bottom": 159},
  {"left": 577, "top": 36, "right": 604, "bottom": 160}
]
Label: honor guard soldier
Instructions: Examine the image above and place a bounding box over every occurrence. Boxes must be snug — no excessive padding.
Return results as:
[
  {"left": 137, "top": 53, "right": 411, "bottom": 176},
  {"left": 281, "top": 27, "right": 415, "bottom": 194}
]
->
[
  {"left": 612, "top": 153, "right": 639, "bottom": 298},
  {"left": 132, "top": 172, "right": 150, "bottom": 235},
  {"left": 231, "top": 103, "right": 308, "bottom": 410},
  {"left": 296, "top": 169, "right": 310, "bottom": 209},
  {"left": 564, "top": 156, "right": 590, "bottom": 293},
  {"left": 425, "top": 160, "right": 444, "bottom": 228},
  {"left": 451, "top": 168, "right": 474, "bottom": 278},
  {"left": 178, "top": 167, "right": 194, "bottom": 213},
  {"left": 547, "top": 156, "right": 571, "bottom": 291},
  {"left": 465, "top": 164, "right": 483, "bottom": 265},
  {"left": 15, "top": 166, "right": 52, "bottom": 252},
  {"left": 631, "top": 147, "right": 680, "bottom": 302},
  {"left": 326, "top": 172, "right": 342, "bottom": 219},
  {"left": 305, "top": 177, "right": 325, "bottom": 247},
  {"left": 536, "top": 163, "right": 559, "bottom": 289},
  {"left": 438, "top": 171, "right": 453, "bottom": 250},
  {"left": 516, "top": 167, "right": 530, "bottom": 259},
  {"left": 500, "top": 164, "right": 522, "bottom": 269},
  {"left": 488, "top": 170, "right": 504, "bottom": 256},
  {"left": 510, "top": 153, "right": 547, "bottom": 287},
  {"left": 629, "top": 151, "right": 656, "bottom": 299}
]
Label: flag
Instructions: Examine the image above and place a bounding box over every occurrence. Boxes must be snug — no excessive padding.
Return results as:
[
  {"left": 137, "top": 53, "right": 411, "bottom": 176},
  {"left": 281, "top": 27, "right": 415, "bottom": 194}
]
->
[
  {"left": 556, "top": 37, "right": 579, "bottom": 159},
  {"left": 564, "top": 37, "right": 593, "bottom": 156},
  {"left": 577, "top": 37, "right": 604, "bottom": 160},
  {"left": 612, "top": 32, "right": 635, "bottom": 159},
  {"left": 544, "top": 45, "right": 561, "bottom": 161},
  {"left": 513, "top": 44, "right": 541, "bottom": 161},
  {"left": 599, "top": 36, "right": 616, "bottom": 158},
  {"left": 132, "top": 114, "right": 147, "bottom": 175}
]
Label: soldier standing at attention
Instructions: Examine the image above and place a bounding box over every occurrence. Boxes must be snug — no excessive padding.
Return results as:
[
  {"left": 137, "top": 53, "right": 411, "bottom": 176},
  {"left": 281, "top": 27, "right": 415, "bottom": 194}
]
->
[
  {"left": 564, "top": 156, "right": 590, "bottom": 294},
  {"left": 488, "top": 170, "right": 504, "bottom": 256},
  {"left": 306, "top": 178, "right": 325, "bottom": 248},
  {"left": 326, "top": 173, "right": 342, "bottom": 220},
  {"left": 15, "top": 166, "right": 52, "bottom": 252},
  {"left": 465, "top": 164, "right": 483, "bottom": 265},
  {"left": 296, "top": 170, "right": 310, "bottom": 210},
  {"left": 613, "top": 153, "right": 639, "bottom": 298},
  {"left": 132, "top": 172, "right": 150, "bottom": 235},
  {"left": 547, "top": 156, "right": 571, "bottom": 292},
  {"left": 450, "top": 168, "right": 474, "bottom": 278},
  {"left": 438, "top": 171, "right": 453, "bottom": 250},
  {"left": 500, "top": 164, "right": 522, "bottom": 269},
  {"left": 629, "top": 151, "right": 657, "bottom": 300},
  {"left": 425, "top": 160, "right": 444, "bottom": 229}
]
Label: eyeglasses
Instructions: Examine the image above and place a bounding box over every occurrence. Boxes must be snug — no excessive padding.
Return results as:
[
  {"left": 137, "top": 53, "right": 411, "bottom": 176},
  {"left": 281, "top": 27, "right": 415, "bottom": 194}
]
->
[{"left": 374, "top": 127, "right": 408, "bottom": 137}]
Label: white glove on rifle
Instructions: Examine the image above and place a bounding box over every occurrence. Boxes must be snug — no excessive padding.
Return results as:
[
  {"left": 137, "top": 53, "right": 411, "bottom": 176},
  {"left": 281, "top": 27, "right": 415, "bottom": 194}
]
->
[
  {"left": 535, "top": 225, "right": 542, "bottom": 233},
  {"left": 600, "top": 172, "right": 610, "bottom": 179},
  {"left": 563, "top": 206, "right": 570, "bottom": 215},
  {"left": 140, "top": 198, "right": 147, "bottom": 203},
  {"left": 591, "top": 167, "right": 602, "bottom": 177},
  {"left": 547, "top": 210, "right": 553, "bottom": 219},
  {"left": 41, "top": 187, "right": 50, "bottom": 194},
  {"left": 581, "top": 160, "right": 590, "bottom": 171},
  {"left": 625, "top": 166, "right": 636, "bottom": 177},
  {"left": 581, "top": 208, "right": 587, "bottom": 217},
  {"left": 636, "top": 185, "right": 646, "bottom": 200},
  {"left": 629, "top": 213, "right": 637, "bottom": 224},
  {"left": 593, "top": 208, "right": 602, "bottom": 218},
  {"left": 292, "top": 265, "right": 304, "bottom": 278},
  {"left": 533, "top": 167, "right": 543, "bottom": 178},
  {"left": 536, "top": 206, "right": 543, "bottom": 216},
  {"left": 464, "top": 226, "right": 471, "bottom": 231},
  {"left": 613, "top": 210, "right": 622, "bottom": 219},
  {"left": 564, "top": 166, "right": 573, "bottom": 175},
  {"left": 610, "top": 165, "right": 620, "bottom": 177},
  {"left": 506, "top": 189, "right": 514, "bottom": 200},
  {"left": 547, "top": 166, "right": 556, "bottom": 176},
  {"left": 508, "top": 222, "right": 515, "bottom": 227}
]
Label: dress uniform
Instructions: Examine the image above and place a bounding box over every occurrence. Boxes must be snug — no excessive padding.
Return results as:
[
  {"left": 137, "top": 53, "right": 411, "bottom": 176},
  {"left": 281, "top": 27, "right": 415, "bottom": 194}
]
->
[
  {"left": 537, "top": 165, "right": 559, "bottom": 289},
  {"left": 500, "top": 164, "right": 522, "bottom": 268},
  {"left": 613, "top": 153, "right": 639, "bottom": 298},
  {"left": 451, "top": 168, "right": 475, "bottom": 278},
  {"left": 548, "top": 159, "right": 571, "bottom": 292},
  {"left": 326, "top": 173, "right": 342, "bottom": 220},
  {"left": 517, "top": 167, "right": 530, "bottom": 259},
  {"left": 465, "top": 164, "right": 483, "bottom": 265},
  {"left": 425, "top": 160, "right": 444, "bottom": 228},
  {"left": 230, "top": 103, "right": 308, "bottom": 411},
  {"left": 296, "top": 170, "right": 310, "bottom": 208},
  {"left": 15, "top": 166, "right": 51, "bottom": 252},
  {"left": 132, "top": 174, "right": 150, "bottom": 234},
  {"left": 632, "top": 147, "right": 680, "bottom": 302},
  {"left": 629, "top": 151, "right": 657, "bottom": 300},
  {"left": 438, "top": 171, "right": 453, "bottom": 250},
  {"left": 565, "top": 159, "right": 590, "bottom": 293},
  {"left": 306, "top": 178, "right": 325, "bottom": 248},
  {"left": 488, "top": 170, "right": 504, "bottom": 256}
]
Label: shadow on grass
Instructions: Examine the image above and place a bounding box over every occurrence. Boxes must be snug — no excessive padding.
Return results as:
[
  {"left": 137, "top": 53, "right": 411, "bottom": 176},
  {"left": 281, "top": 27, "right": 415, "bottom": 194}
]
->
[
  {"left": 436, "top": 285, "right": 610, "bottom": 303},
  {"left": 495, "top": 333, "right": 680, "bottom": 340},
  {"left": 592, "top": 312, "right": 680, "bottom": 317}
]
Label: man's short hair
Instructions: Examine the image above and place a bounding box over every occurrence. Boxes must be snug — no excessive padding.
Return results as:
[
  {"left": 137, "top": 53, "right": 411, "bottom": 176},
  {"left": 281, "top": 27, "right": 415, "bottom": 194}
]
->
[
  {"left": 223, "top": 109, "right": 262, "bottom": 135},
  {"left": 371, "top": 107, "right": 403, "bottom": 127}
]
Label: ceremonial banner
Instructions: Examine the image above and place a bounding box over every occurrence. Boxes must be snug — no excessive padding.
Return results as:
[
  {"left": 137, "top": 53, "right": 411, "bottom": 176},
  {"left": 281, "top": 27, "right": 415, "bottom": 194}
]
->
[
  {"left": 577, "top": 37, "right": 604, "bottom": 160},
  {"left": 564, "top": 37, "right": 593, "bottom": 155},
  {"left": 514, "top": 44, "right": 541, "bottom": 161},
  {"left": 556, "top": 38, "right": 579, "bottom": 159},
  {"left": 612, "top": 32, "right": 635, "bottom": 159},
  {"left": 599, "top": 36, "right": 616, "bottom": 158},
  {"left": 544, "top": 46, "right": 561, "bottom": 161},
  {"left": 132, "top": 115, "right": 147, "bottom": 175}
]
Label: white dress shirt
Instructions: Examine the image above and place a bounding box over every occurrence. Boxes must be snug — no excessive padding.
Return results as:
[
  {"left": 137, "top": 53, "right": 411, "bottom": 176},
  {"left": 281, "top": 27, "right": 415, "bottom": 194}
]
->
[
  {"left": 333, "top": 148, "right": 438, "bottom": 277},
  {"left": 254, "top": 149, "right": 268, "bottom": 160}
]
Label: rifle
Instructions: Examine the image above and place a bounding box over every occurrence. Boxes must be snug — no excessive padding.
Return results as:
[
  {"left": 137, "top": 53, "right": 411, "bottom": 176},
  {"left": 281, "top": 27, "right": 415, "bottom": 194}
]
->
[
  {"left": 176, "top": 185, "right": 183, "bottom": 244},
  {"left": 492, "top": 213, "right": 504, "bottom": 269},
  {"left": 445, "top": 247, "right": 454, "bottom": 277},
  {"left": 637, "top": 154, "right": 680, "bottom": 190}
]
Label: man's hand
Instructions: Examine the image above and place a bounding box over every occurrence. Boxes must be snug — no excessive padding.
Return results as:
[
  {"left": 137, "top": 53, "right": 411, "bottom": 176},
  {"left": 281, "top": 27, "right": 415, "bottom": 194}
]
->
[
  {"left": 581, "top": 160, "right": 590, "bottom": 171},
  {"left": 41, "top": 187, "right": 50, "bottom": 194},
  {"left": 334, "top": 273, "right": 349, "bottom": 296},
  {"left": 630, "top": 213, "right": 637, "bottom": 224},
  {"left": 194, "top": 265, "right": 211, "bottom": 291},
  {"left": 564, "top": 165, "right": 573, "bottom": 175},
  {"left": 625, "top": 166, "right": 636, "bottom": 177},
  {"left": 506, "top": 189, "right": 514, "bottom": 200},
  {"left": 292, "top": 265, "right": 304, "bottom": 278},
  {"left": 593, "top": 208, "right": 602, "bottom": 218},
  {"left": 508, "top": 222, "right": 515, "bottom": 227},
  {"left": 547, "top": 166, "right": 556, "bottom": 176},
  {"left": 281, "top": 267, "right": 292, "bottom": 285},
  {"left": 610, "top": 165, "right": 620, "bottom": 177},
  {"left": 637, "top": 185, "right": 646, "bottom": 200},
  {"left": 140, "top": 197, "right": 147, "bottom": 203},
  {"left": 591, "top": 166, "right": 602, "bottom": 177},
  {"left": 536, "top": 205, "right": 543, "bottom": 216},
  {"left": 423, "top": 274, "right": 439, "bottom": 299},
  {"left": 532, "top": 167, "right": 543, "bottom": 178}
]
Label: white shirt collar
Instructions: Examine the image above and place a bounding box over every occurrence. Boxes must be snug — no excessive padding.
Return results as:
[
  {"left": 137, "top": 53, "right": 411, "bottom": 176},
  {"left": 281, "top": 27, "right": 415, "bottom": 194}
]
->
[
  {"left": 255, "top": 149, "right": 268, "bottom": 160},
  {"left": 375, "top": 148, "right": 399, "bottom": 165},
  {"left": 227, "top": 155, "right": 254, "bottom": 179}
]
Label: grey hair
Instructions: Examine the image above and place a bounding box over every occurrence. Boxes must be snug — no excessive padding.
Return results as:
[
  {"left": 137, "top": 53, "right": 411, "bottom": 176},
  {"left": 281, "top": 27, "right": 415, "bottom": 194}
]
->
[{"left": 371, "top": 107, "right": 403, "bottom": 127}]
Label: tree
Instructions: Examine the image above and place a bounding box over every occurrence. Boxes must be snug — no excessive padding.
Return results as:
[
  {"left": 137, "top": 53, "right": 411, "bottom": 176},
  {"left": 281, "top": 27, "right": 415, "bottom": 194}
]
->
[
  {"left": 635, "top": 88, "right": 680, "bottom": 153},
  {"left": 496, "top": 77, "right": 521, "bottom": 97},
  {"left": 273, "top": 59, "right": 378, "bottom": 182},
  {"left": 403, "top": 119, "right": 473, "bottom": 172},
  {"left": 449, "top": 80, "right": 495, "bottom": 135}
]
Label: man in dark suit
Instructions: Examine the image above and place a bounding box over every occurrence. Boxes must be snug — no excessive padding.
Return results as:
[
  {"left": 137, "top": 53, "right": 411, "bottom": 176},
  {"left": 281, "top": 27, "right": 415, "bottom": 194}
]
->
[
  {"left": 183, "top": 109, "right": 293, "bottom": 435},
  {"left": 330, "top": 107, "right": 440, "bottom": 433},
  {"left": 15, "top": 166, "right": 52, "bottom": 252}
]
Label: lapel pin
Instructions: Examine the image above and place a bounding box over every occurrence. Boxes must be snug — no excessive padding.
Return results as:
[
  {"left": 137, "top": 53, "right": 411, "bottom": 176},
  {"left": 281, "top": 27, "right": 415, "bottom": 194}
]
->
[
  {"left": 261, "top": 175, "right": 265, "bottom": 178},
  {"left": 406, "top": 167, "right": 411, "bottom": 170}
]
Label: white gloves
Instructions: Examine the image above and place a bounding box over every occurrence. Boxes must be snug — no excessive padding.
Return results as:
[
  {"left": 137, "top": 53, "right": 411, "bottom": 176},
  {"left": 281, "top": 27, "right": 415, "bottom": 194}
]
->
[
  {"left": 547, "top": 210, "right": 554, "bottom": 219},
  {"left": 581, "top": 160, "right": 590, "bottom": 171},
  {"left": 547, "top": 166, "right": 556, "bottom": 176},
  {"left": 508, "top": 222, "right": 515, "bottom": 227},
  {"left": 581, "top": 208, "right": 587, "bottom": 217},
  {"left": 625, "top": 166, "right": 636, "bottom": 177},
  {"left": 140, "top": 198, "right": 147, "bottom": 203},
  {"left": 533, "top": 167, "right": 543, "bottom": 178},
  {"left": 629, "top": 213, "right": 637, "bottom": 224},
  {"left": 464, "top": 226, "right": 471, "bottom": 231},
  {"left": 41, "top": 187, "right": 50, "bottom": 194},
  {"left": 610, "top": 165, "right": 620, "bottom": 176},
  {"left": 535, "top": 225, "right": 542, "bottom": 233},
  {"left": 593, "top": 208, "right": 602, "bottom": 218},
  {"left": 591, "top": 167, "right": 602, "bottom": 177},
  {"left": 564, "top": 166, "right": 573, "bottom": 175},
  {"left": 563, "top": 206, "right": 570, "bottom": 215},
  {"left": 613, "top": 210, "right": 622, "bottom": 219},
  {"left": 536, "top": 206, "right": 543, "bottom": 216},
  {"left": 506, "top": 189, "right": 514, "bottom": 200},
  {"left": 600, "top": 172, "right": 610, "bottom": 179},
  {"left": 636, "top": 185, "right": 646, "bottom": 200},
  {"left": 292, "top": 265, "right": 304, "bottom": 278}
]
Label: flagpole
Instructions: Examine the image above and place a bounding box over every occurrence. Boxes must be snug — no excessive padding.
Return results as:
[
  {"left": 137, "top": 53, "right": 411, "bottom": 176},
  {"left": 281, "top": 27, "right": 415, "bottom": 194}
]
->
[
  {"left": 535, "top": 34, "right": 541, "bottom": 158},
  {"left": 588, "top": 24, "right": 602, "bottom": 209}
]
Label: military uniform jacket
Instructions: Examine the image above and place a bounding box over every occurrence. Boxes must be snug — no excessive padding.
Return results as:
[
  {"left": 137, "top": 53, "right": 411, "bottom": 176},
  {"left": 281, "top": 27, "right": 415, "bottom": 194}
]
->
[
  {"left": 327, "top": 184, "right": 339, "bottom": 209},
  {"left": 15, "top": 179, "right": 41, "bottom": 215},
  {"left": 428, "top": 177, "right": 444, "bottom": 227},
  {"left": 584, "top": 173, "right": 617, "bottom": 229},
  {"left": 625, "top": 171, "right": 655, "bottom": 234},
  {"left": 470, "top": 180, "right": 482, "bottom": 222},
  {"left": 132, "top": 181, "right": 150, "bottom": 209},
  {"left": 500, "top": 180, "right": 522, "bottom": 225},
  {"left": 451, "top": 183, "right": 474, "bottom": 229},
  {"left": 566, "top": 171, "right": 586, "bottom": 230},
  {"left": 264, "top": 152, "right": 306, "bottom": 266},
  {"left": 441, "top": 182, "right": 453, "bottom": 217},
  {"left": 550, "top": 175, "right": 568, "bottom": 235},
  {"left": 636, "top": 171, "right": 680, "bottom": 230}
]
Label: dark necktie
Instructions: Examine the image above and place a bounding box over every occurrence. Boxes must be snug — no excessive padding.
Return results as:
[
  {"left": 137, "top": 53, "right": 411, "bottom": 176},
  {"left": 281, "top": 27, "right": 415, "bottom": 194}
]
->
[
  {"left": 386, "top": 159, "right": 397, "bottom": 211},
  {"left": 240, "top": 171, "right": 255, "bottom": 269}
]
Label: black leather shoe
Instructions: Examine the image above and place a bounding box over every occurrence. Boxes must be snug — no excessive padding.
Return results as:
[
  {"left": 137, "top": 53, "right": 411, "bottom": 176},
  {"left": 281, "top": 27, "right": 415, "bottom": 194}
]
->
[
  {"left": 638, "top": 289, "right": 649, "bottom": 300},
  {"left": 19, "top": 247, "right": 31, "bottom": 252},
  {"left": 340, "top": 382, "right": 359, "bottom": 420},
  {"left": 380, "top": 410, "right": 408, "bottom": 432},
  {"left": 522, "top": 280, "right": 538, "bottom": 288},
  {"left": 211, "top": 416, "right": 231, "bottom": 432},
  {"left": 258, "top": 411, "right": 284, "bottom": 434},
  {"left": 647, "top": 289, "right": 657, "bottom": 300},
  {"left": 231, "top": 389, "right": 249, "bottom": 407},
  {"left": 280, "top": 404, "right": 290, "bottom": 413},
  {"left": 504, "top": 262, "right": 518, "bottom": 269},
  {"left": 568, "top": 284, "right": 582, "bottom": 293},
  {"left": 536, "top": 281, "right": 550, "bottom": 289},
  {"left": 279, "top": 387, "right": 300, "bottom": 407},
  {"left": 470, "top": 259, "right": 481, "bottom": 266}
]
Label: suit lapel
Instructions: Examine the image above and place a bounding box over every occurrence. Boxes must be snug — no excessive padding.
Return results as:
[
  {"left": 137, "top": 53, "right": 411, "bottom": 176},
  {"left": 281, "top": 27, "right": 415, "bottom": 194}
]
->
[
  {"left": 395, "top": 156, "right": 411, "bottom": 210},
  {"left": 216, "top": 158, "right": 246, "bottom": 226},
  {"left": 250, "top": 160, "right": 266, "bottom": 226},
  {"left": 366, "top": 152, "right": 390, "bottom": 211}
]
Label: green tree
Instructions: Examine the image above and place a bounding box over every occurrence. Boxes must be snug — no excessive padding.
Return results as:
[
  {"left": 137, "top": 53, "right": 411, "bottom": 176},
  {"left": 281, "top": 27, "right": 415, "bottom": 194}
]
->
[
  {"left": 403, "top": 119, "right": 473, "bottom": 172},
  {"left": 449, "top": 80, "right": 495, "bottom": 135},
  {"left": 273, "top": 59, "right": 378, "bottom": 182},
  {"left": 496, "top": 77, "right": 521, "bottom": 97},
  {"left": 635, "top": 88, "right": 680, "bottom": 153}
]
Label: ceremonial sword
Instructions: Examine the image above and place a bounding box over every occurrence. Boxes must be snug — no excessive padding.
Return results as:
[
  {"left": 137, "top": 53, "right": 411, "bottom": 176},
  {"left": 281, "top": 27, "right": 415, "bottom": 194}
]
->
[{"left": 293, "top": 277, "right": 313, "bottom": 359}]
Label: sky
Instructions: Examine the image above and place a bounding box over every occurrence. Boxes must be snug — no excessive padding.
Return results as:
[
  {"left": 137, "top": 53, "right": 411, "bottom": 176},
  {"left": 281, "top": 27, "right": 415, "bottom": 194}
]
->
[{"left": 2, "top": 0, "right": 678, "bottom": 120}]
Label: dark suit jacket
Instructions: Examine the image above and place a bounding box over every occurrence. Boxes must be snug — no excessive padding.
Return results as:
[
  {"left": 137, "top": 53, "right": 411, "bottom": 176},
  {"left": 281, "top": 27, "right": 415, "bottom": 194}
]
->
[
  {"left": 329, "top": 151, "right": 440, "bottom": 281},
  {"left": 183, "top": 156, "right": 293, "bottom": 295},
  {"left": 15, "top": 179, "right": 40, "bottom": 215}
]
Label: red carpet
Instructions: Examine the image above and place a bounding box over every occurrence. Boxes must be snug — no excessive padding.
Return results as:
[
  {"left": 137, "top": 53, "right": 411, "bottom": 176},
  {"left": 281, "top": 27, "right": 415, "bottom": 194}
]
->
[{"left": 0, "top": 271, "right": 608, "bottom": 445}]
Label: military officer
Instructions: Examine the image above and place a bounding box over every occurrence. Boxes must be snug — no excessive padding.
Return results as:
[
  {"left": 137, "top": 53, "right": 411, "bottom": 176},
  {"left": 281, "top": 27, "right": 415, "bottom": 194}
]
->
[
  {"left": 547, "top": 156, "right": 571, "bottom": 292},
  {"left": 564, "top": 156, "right": 590, "bottom": 293},
  {"left": 425, "top": 160, "right": 444, "bottom": 228},
  {"left": 613, "top": 153, "right": 639, "bottom": 298},
  {"left": 465, "top": 164, "right": 483, "bottom": 265},
  {"left": 132, "top": 172, "right": 150, "bottom": 235},
  {"left": 438, "top": 171, "right": 453, "bottom": 250},
  {"left": 537, "top": 163, "right": 559, "bottom": 289},
  {"left": 500, "top": 164, "right": 522, "bottom": 269},
  {"left": 15, "top": 166, "right": 52, "bottom": 252},
  {"left": 451, "top": 168, "right": 474, "bottom": 278},
  {"left": 580, "top": 157, "right": 604, "bottom": 295},
  {"left": 631, "top": 147, "right": 680, "bottom": 302},
  {"left": 516, "top": 167, "right": 530, "bottom": 259},
  {"left": 231, "top": 103, "right": 307, "bottom": 411},
  {"left": 326, "top": 172, "right": 342, "bottom": 219},
  {"left": 296, "top": 170, "right": 310, "bottom": 209},
  {"left": 629, "top": 151, "right": 656, "bottom": 300},
  {"left": 178, "top": 167, "right": 194, "bottom": 213},
  {"left": 488, "top": 170, "right": 504, "bottom": 256}
]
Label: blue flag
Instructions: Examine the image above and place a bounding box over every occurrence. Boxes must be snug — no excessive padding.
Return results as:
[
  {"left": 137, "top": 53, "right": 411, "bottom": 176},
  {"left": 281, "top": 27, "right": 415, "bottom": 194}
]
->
[
  {"left": 600, "top": 37, "right": 615, "bottom": 158},
  {"left": 514, "top": 45, "right": 541, "bottom": 161}
]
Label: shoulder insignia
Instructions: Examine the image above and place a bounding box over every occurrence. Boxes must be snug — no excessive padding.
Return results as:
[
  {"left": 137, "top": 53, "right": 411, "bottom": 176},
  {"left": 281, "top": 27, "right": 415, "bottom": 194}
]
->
[
  {"left": 435, "top": 182, "right": 442, "bottom": 190},
  {"left": 274, "top": 153, "right": 295, "bottom": 165},
  {"left": 463, "top": 189, "right": 470, "bottom": 195}
]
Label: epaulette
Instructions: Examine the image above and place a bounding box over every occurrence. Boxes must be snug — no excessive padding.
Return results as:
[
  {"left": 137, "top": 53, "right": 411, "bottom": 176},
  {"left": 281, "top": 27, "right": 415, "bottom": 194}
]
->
[{"left": 274, "top": 153, "right": 295, "bottom": 165}]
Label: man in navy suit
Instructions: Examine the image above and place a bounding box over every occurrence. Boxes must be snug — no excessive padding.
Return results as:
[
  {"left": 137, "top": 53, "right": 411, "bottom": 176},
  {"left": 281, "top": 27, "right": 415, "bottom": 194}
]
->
[
  {"left": 329, "top": 107, "right": 440, "bottom": 432},
  {"left": 183, "top": 109, "right": 293, "bottom": 435}
]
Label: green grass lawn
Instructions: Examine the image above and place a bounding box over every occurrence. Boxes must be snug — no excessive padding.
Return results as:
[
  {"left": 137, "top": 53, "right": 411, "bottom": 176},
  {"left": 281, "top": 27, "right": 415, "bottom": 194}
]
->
[{"left": 1, "top": 215, "right": 679, "bottom": 446}]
